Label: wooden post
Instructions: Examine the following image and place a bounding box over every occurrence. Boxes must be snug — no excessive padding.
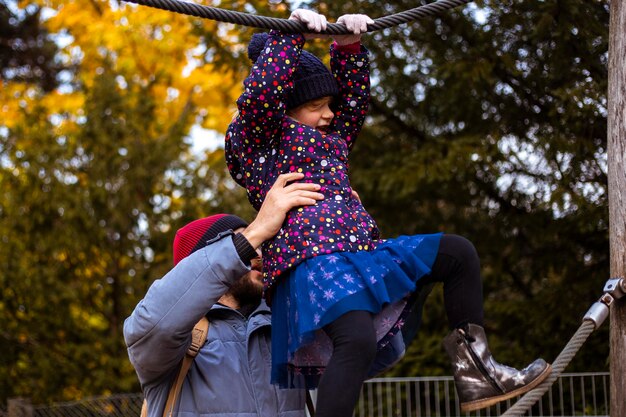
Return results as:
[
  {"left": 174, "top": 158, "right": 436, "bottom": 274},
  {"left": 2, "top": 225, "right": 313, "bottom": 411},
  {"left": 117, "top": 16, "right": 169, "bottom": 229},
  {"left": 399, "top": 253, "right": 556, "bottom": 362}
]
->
[{"left": 608, "top": 1, "right": 626, "bottom": 416}]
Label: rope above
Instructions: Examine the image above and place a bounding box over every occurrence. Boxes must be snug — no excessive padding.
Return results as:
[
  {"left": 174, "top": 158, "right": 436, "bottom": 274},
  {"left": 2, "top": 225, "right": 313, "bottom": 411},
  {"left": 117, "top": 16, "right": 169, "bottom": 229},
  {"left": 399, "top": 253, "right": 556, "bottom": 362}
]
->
[{"left": 121, "top": 0, "right": 473, "bottom": 34}]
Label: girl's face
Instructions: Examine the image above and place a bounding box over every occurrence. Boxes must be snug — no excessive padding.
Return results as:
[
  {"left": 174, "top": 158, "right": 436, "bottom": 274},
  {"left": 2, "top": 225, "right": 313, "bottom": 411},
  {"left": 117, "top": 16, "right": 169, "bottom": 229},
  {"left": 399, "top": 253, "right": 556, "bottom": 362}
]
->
[{"left": 287, "top": 96, "right": 334, "bottom": 134}]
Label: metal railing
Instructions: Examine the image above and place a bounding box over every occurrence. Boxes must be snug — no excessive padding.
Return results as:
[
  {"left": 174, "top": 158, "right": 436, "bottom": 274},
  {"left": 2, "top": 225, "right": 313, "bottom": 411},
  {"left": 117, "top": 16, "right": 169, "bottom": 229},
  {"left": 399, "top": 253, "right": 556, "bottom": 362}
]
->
[
  {"left": 353, "top": 372, "right": 610, "bottom": 417},
  {"left": 3, "top": 372, "right": 609, "bottom": 417},
  {"left": 34, "top": 394, "right": 142, "bottom": 417}
]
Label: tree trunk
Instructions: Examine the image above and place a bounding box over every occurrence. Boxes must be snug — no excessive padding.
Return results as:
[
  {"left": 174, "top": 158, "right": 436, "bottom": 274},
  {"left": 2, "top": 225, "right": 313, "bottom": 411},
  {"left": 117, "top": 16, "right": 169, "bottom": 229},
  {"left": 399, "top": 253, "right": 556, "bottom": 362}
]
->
[{"left": 608, "top": 2, "right": 626, "bottom": 417}]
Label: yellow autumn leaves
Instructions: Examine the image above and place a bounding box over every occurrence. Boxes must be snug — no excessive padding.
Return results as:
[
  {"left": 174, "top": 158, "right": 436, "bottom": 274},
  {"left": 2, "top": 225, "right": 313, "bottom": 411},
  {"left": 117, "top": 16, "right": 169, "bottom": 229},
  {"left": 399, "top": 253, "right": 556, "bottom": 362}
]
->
[{"left": 4, "top": 0, "right": 245, "bottom": 137}]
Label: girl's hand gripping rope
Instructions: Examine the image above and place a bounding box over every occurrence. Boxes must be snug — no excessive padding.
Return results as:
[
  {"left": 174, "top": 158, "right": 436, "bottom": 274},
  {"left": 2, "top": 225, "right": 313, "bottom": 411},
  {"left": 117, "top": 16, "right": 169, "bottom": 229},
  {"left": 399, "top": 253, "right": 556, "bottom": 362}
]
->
[
  {"left": 289, "top": 9, "right": 328, "bottom": 40},
  {"left": 334, "top": 14, "right": 375, "bottom": 45}
]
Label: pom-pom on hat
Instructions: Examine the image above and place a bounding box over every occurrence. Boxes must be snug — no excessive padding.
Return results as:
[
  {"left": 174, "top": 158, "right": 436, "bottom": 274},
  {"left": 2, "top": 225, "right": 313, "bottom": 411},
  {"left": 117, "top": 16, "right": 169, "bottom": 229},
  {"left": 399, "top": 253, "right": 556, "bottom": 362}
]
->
[
  {"left": 247, "top": 32, "right": 339, "bottom": 110},
  {"left": 173, "top": 214, "right": 248, "bottom": 265}
]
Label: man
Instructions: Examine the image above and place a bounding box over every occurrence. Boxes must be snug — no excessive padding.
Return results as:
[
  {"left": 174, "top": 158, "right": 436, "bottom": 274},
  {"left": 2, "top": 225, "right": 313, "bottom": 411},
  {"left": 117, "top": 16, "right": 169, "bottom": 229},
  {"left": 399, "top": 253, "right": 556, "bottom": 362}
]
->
[{"left": 123, "top": 173, "right": 324, "bottom": 417}]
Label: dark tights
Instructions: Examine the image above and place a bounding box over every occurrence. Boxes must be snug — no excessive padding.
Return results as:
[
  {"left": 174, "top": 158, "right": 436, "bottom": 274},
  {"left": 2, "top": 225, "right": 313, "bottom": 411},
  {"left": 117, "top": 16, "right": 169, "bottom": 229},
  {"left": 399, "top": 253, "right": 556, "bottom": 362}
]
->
[
  {"left": 316, "top": 311, "right": 377, "bottom": 417},
  {"left": 315, "top": 234, "right": 484, "bottom": 417},
  {"left": 421, "top": 234, "right": 484, "bottom": 328}
]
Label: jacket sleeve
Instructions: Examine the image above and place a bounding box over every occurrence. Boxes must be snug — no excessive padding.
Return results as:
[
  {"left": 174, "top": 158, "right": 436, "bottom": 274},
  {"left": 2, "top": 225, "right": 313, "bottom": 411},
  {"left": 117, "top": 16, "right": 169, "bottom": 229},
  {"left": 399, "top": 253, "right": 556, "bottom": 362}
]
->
[
  {"left": 123, "top": 234, "right": 250, "bottom": 387},
  {"left": 225, "top": 31, "right": 304, "bottom": 186},
  {"left": 329, "top": 43, "right": 370, "bottom": 152}
]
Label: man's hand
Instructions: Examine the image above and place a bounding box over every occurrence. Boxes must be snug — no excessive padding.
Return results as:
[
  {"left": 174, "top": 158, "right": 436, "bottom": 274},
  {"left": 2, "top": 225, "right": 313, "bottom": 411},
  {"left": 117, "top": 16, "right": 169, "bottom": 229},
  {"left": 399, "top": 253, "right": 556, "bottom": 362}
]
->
[
  {"left": 289, "top": 9, "right": 328, "bottom": 40},
  {"left": 241, "top": 173, "right": 324, "bottom": 248},
  {"left": 333, "top": 14, "right": 374, "bottom": 46}
]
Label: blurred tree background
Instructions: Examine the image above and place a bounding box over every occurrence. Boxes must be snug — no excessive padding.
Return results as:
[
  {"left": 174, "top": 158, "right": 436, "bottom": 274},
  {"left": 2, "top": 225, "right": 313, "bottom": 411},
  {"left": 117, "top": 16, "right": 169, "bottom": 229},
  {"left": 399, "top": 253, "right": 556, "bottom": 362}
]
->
[{"left": 0, "top": 0, "right": 610, "bottom": 405}]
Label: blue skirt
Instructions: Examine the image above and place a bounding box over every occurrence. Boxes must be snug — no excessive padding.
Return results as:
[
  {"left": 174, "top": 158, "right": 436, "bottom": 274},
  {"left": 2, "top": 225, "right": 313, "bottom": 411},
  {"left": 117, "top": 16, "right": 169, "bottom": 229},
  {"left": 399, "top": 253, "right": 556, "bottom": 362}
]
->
[{"left": 270, "top": 233, "right": 442, "bottom": 389}]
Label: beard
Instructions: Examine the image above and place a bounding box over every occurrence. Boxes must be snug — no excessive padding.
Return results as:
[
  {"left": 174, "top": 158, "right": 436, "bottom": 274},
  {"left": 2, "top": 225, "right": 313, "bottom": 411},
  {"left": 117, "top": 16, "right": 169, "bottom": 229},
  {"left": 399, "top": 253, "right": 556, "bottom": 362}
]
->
[{"left": 228, "top": 272, "right": 263, "bottom": 307}]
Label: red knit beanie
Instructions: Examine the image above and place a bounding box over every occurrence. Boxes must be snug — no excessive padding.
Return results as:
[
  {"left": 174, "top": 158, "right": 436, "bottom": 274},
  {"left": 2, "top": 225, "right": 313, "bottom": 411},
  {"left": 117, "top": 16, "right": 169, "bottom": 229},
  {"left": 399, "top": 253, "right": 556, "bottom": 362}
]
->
[{"left": 173, "top": 214, "right": 248, "bottom": 265}]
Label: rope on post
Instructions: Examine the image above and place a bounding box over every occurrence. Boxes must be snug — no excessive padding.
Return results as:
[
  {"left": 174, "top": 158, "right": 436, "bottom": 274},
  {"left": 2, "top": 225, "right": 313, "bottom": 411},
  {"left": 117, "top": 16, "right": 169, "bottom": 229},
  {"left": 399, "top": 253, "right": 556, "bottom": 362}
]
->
[
  {"left": 501, "top": 279, "right": 624, "bottom": 416},
  {"left": 121, "top": 0, "right": 473, "bottom": 34},
  {"left": 501, "top": 320, "right": 596, "bottom": 417}
]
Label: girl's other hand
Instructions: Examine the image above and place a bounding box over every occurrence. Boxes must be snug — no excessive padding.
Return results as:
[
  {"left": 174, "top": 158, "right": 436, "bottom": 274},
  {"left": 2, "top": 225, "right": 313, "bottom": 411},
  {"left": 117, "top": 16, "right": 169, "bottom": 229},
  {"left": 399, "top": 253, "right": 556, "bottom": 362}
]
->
[
  {"left": 333, "top": 14, "right": 374, "bottom": 46},
  {"left": 289, "top": 9, "right": 328, "bottom": 40}
]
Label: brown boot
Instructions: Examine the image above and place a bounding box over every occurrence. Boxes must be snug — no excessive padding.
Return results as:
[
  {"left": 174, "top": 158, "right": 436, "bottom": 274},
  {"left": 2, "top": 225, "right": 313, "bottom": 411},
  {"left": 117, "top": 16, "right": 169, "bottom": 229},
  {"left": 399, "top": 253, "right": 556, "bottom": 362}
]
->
[{"left": 443, "top": 324, "right": 552, "bottom": 412}]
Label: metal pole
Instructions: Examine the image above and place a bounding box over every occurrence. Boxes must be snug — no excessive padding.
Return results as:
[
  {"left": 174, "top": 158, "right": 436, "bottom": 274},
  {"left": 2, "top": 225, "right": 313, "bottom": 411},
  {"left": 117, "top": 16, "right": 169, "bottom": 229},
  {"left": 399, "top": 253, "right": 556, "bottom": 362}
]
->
[{"left": 607, "top": 1, "right": 626, "bottom": 416}]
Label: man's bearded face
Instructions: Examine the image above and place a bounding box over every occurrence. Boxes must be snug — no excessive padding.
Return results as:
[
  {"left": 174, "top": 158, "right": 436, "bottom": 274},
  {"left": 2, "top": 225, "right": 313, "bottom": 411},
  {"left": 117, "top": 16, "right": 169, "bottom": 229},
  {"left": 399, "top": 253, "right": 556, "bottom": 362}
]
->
[{"left": 229, "top": 254, "right": 263, "bottom": 306}]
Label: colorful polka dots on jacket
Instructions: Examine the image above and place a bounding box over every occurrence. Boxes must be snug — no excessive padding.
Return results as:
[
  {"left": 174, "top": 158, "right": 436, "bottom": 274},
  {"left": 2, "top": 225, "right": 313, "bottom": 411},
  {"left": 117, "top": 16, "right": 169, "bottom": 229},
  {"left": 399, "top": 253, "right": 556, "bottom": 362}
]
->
[{"left": 225, "top": 30, "right": 380, "bottom": 294}]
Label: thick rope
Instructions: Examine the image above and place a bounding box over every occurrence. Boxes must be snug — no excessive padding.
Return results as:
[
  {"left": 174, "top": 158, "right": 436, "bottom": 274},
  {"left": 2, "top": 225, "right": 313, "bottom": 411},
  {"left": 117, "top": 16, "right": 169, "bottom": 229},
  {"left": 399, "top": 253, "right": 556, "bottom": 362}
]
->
[
  {"left": 501, "top": 319, "right": 597, "bottom": 417},
  {"left": 121, "top": 0, "right": 472, "bottom": 34}
]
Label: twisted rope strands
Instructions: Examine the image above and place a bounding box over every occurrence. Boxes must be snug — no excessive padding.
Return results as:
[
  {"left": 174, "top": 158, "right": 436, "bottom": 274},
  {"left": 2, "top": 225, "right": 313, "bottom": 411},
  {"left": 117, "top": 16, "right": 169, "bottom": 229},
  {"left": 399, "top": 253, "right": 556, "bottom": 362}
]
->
[
  {"left": 501, "top": 319, "right": 597, "bottom": 416},
  {"left": 122, "top": 0, "right": 472, "bottom": 34}
]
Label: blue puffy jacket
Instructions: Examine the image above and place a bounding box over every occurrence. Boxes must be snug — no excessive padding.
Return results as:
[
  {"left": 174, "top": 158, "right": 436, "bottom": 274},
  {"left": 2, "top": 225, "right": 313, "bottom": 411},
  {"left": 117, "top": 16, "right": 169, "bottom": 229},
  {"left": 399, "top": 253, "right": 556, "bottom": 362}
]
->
[{"left": 123, "top": 233, "right": 306, "bottom": 417}]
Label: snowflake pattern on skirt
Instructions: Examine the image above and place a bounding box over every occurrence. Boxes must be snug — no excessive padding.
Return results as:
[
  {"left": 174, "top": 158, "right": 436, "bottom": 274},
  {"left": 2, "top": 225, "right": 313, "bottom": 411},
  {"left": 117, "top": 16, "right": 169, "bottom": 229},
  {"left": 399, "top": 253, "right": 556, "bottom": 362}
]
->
[{"left": 271, "top": 233, "right": 443, "bottom": 389}]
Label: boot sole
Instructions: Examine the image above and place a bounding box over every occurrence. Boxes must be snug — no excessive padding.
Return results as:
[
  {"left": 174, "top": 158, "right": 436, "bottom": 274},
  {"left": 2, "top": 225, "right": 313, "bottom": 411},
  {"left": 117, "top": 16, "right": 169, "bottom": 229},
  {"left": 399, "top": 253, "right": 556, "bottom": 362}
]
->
[{"left": 460, "top": 363, "right": 553, "bottom": 413}]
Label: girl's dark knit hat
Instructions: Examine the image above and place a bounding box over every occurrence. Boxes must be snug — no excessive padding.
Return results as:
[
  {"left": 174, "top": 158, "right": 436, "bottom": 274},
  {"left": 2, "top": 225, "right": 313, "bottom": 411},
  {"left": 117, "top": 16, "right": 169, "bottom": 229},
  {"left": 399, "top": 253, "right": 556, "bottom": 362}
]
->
[
  {"left": 247, "top": 32, "right": 339, "bottom": 110},
  {"left": 173, "top": 214, "right": 248, "bottom": 265}
]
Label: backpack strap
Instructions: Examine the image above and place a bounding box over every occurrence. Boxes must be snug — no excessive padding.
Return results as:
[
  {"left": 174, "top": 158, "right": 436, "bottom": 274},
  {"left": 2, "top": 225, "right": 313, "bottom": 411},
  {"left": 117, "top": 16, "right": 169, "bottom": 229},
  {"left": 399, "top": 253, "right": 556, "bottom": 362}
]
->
[
  {"left": 140, "top": 317, "right": 210, "bottom": 417},
  {"left": 163, "top": 316, "right": 210, "bottom": 417},
  {"left": 306, "top": 390, "right": 316, "bottom": 416}
]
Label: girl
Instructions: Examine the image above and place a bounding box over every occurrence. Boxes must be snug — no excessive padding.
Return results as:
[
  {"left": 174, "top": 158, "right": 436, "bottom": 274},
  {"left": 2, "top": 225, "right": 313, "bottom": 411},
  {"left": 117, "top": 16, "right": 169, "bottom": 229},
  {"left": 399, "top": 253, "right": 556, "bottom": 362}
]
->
[{"left": 225, "top": 9, "right": 551, "bottom": 416}]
